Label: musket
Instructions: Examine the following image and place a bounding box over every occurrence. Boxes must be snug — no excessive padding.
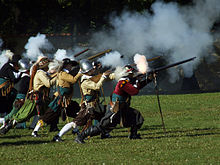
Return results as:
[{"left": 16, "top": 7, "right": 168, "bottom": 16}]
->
[
  {"left": 87, "top": 49, "right": 112, "bottom": 60},
  {"left": 147, "top": 55, "right": 161, "bottom": 62},
  {"left": 74, "top": 48, "right": 89, "bottom": 57},
  {"left": 148, "top": 57, "right": 196, "bottom": 74},
  {"left": 149, "top": 56, "right": 196, "bottom": 134}
]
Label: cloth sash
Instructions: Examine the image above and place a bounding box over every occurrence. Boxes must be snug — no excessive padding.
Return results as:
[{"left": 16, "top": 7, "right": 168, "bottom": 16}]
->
[
  {"left": 13, "top": 99, "right": 36, "bottom": 123},
  {"left": 111, "top": 93, "right": 127, "bottom": 102},
  {"left": 48, "top": 87, "right": 72, "bottom": 112}
]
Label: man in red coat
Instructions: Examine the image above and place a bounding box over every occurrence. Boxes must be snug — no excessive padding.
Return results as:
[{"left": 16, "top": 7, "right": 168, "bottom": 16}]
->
[{"left": 75, "top": 65, "right": 154, "bottom": 143}]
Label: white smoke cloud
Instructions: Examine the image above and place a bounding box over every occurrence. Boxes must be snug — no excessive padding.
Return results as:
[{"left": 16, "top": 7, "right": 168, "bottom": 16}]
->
[
  {"left": 97, "top": 51, "right": 127, "bottom": 68},
  {"left": 24, "top": 33, "right": 54, "bottom": 61},
  {"left": 0, "top": 50, "right": 11, "bottom": 69},
  {"left": 90, "top": 0, "right": 220, "bottom": 83},
  {"left": 54, "top": 49, "right": 77, "bottom": 61}
]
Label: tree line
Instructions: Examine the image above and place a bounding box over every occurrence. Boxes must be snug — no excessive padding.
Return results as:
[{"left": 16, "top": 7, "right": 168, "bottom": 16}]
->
[{"left": 0, "top": 0, "right": 192, "bottom": 36}]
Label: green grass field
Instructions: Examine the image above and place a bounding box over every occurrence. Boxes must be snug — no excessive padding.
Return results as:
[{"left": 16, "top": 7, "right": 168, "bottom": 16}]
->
[{"left": 0, "top": 92, "right": 220, "bottom": 164}]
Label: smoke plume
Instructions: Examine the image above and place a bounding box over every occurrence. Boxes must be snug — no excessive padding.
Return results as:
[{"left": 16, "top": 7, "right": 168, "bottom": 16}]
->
[
  {"left": 24, "top": 33, "right": 54, "bottom": 61},
  {"left": 134, "top": 53, "right": 149, "bottom": 74},
  {"left": 97, "top": 51, "right": 127, "bottom": 68},
  {"left": 90, "top": 0, "right": 220, "bottom": 83}
]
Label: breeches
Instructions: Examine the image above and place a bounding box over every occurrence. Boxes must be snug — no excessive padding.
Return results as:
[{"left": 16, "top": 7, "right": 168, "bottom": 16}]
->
[
  {"left": 73, "top": 103, "right": 106, "bottom": 126},
  {"left": 40, "top": 108, "right": 60, "bottom": 125},
  {"left": 98, "top": 106, "right": 144, "bottom": 133}
]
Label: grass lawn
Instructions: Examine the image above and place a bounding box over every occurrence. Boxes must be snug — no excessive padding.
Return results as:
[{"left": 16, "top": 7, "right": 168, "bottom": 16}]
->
[{"left": 0, "top": 92, "right": 220, "bottom": 164}]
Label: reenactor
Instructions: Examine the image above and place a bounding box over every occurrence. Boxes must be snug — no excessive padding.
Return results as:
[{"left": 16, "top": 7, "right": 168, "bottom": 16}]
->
[
  {"left": 75, "top": 65, "right": 154, "bottom": 143},
  {"left": 0, "top": 58, "right": 30, "bottom": 128},
  {"left": 53, "top": 59, "right": 114, "bottom": 142},
  {"left": 0, "top": 56, "right": 57, "bottom": 134},
  {"left": 0, "top": 50, "right": 22, "bottom": 114},
  {"left": 31, "top": 58, "right": 81, "bottom": 137}
]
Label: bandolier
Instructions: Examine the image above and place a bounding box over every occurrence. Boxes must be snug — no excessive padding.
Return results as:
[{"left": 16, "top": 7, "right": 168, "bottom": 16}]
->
[{"left": 0, "top": 53, "right": 22, "bottom": 114}]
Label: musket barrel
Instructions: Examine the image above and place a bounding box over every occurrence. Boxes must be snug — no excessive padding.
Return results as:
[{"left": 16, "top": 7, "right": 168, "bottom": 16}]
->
[
  {"left": 74, "top": 48, "right": 90, "bottom": 57},
  {"left": 147, "top": 56, "right": 161, "bottom": 62},
  {"left": 87, "top": 49, "right": 112, "bottom": 60},
  {"left": 151, "top": 57, "right": 196, "bottom": 73}
]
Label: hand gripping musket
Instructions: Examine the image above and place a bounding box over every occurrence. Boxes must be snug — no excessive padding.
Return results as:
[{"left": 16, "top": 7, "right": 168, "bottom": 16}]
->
[
  {"left": 148, "top": 56, "right": 196, "bottom": 134},
  {"left": 87, "top": 49, "right": 112, "bottom": 61},
  {"left": 74, "top": 48, "right": 90, "bottom": 58}
]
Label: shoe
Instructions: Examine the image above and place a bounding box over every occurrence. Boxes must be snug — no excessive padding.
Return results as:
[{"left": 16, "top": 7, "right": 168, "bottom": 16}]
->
[
  {"left": 101, "top": 133, "right": 112, "bottom": 139},
  {"left": 129, "top": 133, "right": 142, "bottom": 139},
  {"left": 0, "top": 122, "right": 12, "bottom": 134},
  {"left": 0, "top": 127, "right": 7, "bottom": 134},
  {"left": 74, "top": 135, "right": 85, "bottom": 144},
  {"left": 31, "top": 131, "right": 40, "bottom": 137},
  {"left": 52, "top": 135, "right": 63, "bottom": 142}
]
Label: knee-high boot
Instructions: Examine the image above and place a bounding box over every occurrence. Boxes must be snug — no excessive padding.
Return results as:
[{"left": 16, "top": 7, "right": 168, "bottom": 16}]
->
[
  {"left": 129, "top": 126, "right": 142, "bottom": 139},
  {"left": 0, "top": 120, "right": 15, "bottom": 134},
  {"left": 75, "top": 126, "right": 101, "bottom": 144}
]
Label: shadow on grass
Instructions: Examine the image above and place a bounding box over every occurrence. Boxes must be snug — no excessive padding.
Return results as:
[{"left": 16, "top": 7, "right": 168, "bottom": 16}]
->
[
  {"left": 0, "top": 140, "right": 50, "bottom": 146},
  {"left": 109, "top": 127, "right": 220, "bottom": 139},
  {"left": 141, "top": 127, "right": 220, "bottom": 139},
  {"left": 0, "top": 134, "right": 30, "bottom": 139}
]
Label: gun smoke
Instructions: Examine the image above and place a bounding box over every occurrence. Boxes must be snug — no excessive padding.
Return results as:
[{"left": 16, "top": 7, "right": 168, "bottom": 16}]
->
[
  {"left": 90, "top": 0, "right": 220, "bottom": 83},
  {"left": 23, "top": 33, "right": 54, "bottom": 61},
  {"left": 97, "top": 51, "right": 127, "bottom": 68}
]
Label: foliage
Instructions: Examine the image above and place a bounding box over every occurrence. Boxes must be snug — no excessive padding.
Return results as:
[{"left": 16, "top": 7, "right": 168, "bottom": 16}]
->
[
  {"left": 0, "top": 92, "right": 219, "bottom": 164},
  {"left": 0, "top": 0, "right": 193, "bottom": 36}
]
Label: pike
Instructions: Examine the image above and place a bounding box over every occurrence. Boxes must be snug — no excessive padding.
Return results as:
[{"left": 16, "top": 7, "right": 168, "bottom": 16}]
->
[
  {"left": 74, "top": 48, "right": 89, "bottom": 57},
  {"left": 148, "top": 56, "right": 196, "bottom": 134},
  {"left": 87, "top": 49, "right": 112, "bottom": 60}
]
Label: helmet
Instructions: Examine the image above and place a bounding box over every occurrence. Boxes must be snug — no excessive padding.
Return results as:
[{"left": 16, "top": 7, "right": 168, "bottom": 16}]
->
[
  {"left": 79, "top": 59, "right": 93, "bottom": 73},
  {"left": 18, "top": 58, "right": 31, "bottom": 72}
]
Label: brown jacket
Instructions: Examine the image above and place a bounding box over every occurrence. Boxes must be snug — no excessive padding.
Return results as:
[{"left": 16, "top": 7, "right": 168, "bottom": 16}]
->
[{"left": 58, "top": 71, "right": 82, "bottom": 88}]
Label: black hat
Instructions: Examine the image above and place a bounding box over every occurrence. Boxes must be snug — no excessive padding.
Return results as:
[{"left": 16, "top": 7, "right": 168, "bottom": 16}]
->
[
  {"left": 11, "top": 54, "right": 22, "bottom": 63},
  {"left": 63, "top": 58, "right": 78, "bottom": 67}
]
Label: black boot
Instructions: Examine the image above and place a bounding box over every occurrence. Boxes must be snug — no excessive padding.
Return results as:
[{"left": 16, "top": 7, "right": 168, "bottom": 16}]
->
[
  {"left": 49, "top": 123, "right": 60, "bottom": 132},
  {"left": 101, "top": 132, "right": 112, "bottom": 139},
  {"left": 75, "top": 126, "right": 101, "bottom": 144},
  {"left": 129, "top": 126, "right": 142, "bottom": 139},
  {"left": 0, "top": 122, "right": 13, "bottom": 135}
]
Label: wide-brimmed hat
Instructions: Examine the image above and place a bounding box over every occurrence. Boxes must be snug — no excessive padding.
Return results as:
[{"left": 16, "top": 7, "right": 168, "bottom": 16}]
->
[
  {"left": 38, "top": 56, "right": 50, "bottom": 69},
  {"left": 63, "top": 58, "right": 78, "bottom": 67},
  {"left": 11, "top": 54, "right": 22, "bottom": 63}
]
